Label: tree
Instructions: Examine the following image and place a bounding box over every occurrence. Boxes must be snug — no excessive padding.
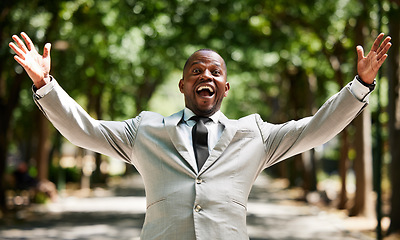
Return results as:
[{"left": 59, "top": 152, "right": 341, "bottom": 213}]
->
[
  {"left": 0, "top": 0, "right": 48, "bottom": 209},
  {"left": 349, "top": 0, "right": 375, "bottom": 218},
  {"left": 0, "top": 1, "right": 391, "bottom": 221},
  {"left": 387, "top": 0, "right": 400, "bottom": 235},
  {"left": 351, "top": 109, "right": 374, "bottom": 217}
]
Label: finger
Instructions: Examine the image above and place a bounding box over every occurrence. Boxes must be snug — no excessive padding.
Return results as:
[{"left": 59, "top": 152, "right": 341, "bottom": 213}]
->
[
  {"left": 12, "top": 35, "right": 28, "bottom": 54},
  {"left": 377, "top": 36, "right": 391, "bottom": 53},
  {"left": 382, "top": 36, "right": 391, "bottom": 46},
  {"left": 14, "top": 55, "right": 27, "bottom": 67},
  {"left": 21, "top": 32, "right": 35, "bottom": 52},
  {"left": 356, "top": 45, "right": 364, "bottom": 62},
  {"left": 376, "top": 54, "right": 388, "bottom": 69},
  {"left": 385, "top": 41, "right": 392, "bottom": 52},
  {"left": 9, "top": 42, "right": 26, "bottom": 59},
  {"left": 377, "top": 42, "right": 392, "bottom": 59},
  {"left": 371, "top": 33, "right": 385, "bottom": 52},
  {"left": 43, "top": 43, "right": 51, "bottom": 58}
]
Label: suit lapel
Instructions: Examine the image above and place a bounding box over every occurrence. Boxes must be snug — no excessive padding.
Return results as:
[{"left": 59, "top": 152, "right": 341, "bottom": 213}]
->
[
  {"left": 199, "top": 113, "right": 238, "bottom": 175},
  {"left": 164, "top": 110, "right": 198, "bottom": 174}
]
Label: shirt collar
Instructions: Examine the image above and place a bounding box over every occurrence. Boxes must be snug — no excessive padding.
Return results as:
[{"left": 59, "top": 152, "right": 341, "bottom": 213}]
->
[{"left": 183, "top": 108, "right": 221, "bottom": 124}]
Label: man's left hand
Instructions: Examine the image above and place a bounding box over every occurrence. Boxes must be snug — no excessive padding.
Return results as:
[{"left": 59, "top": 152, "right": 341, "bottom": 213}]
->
[{"left": 357, "top": 33, "right": 391, "bottom": 84}]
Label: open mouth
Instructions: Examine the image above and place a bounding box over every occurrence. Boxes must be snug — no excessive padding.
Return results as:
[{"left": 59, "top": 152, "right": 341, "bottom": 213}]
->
[{"left": 196, "top": 85, "right": 215, "bottom": 97}]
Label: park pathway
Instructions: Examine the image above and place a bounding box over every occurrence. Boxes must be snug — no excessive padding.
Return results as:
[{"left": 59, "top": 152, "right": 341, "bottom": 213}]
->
[{"left": 0, "top": 173, "right": 374, "bottom": 240}]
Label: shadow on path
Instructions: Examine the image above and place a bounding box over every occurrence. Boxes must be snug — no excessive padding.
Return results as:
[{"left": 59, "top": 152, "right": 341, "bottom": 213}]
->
[{"left": 0, "top": 173, "right": 373, "bottom": 240}]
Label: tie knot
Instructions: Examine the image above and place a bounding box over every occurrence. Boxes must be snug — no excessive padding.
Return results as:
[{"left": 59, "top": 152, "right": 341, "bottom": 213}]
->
[{"left": 190, "top": 116, "right": 212, "bottom": 124}]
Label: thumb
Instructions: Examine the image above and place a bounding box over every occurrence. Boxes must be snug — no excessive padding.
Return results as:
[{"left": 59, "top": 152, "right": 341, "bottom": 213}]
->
[
  {"left": 43, "top": 43, "right": 51, "bottom": 58},
  {"left": 356, "top": 45, "right": 364, "bottom": 62}
]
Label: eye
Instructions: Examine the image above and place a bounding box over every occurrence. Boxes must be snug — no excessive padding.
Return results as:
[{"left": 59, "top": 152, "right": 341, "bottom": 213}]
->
[
  {"left": 212, "top": 69, "right": 221, "bottom": 76},
  {"left": 193, "top": 68, "right": 201, "bottom": 74}
]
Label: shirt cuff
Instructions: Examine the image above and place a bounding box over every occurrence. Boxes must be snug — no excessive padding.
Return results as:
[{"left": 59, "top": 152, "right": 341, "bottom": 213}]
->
[
  {"left": 34, "top": 76, "right": 55, "bottom": 98},
  {"left": 350, "top": 76, "right": 374, "bottom": 102}
]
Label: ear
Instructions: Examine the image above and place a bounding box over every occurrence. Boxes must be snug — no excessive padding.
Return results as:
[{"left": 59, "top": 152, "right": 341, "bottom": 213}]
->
[
  {"left": 224, "top": 82, "right": 230, "bottom": 97},
  {"left": 179, "top": 79, "right": 184, "bottom": 93}
]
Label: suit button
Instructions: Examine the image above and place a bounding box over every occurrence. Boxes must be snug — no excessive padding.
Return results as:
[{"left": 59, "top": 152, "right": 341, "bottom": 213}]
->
[
  {"left": 194, "top": 204, "right": 202, "bottom": 212},
  {"left": 196, "top": 178, "right": 203, "bottom": 184}
]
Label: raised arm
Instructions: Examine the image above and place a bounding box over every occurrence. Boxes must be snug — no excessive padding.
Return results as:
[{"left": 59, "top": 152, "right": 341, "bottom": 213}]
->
[
  {"left": 357, "top": 33, "right": 391, "bottom": 84},
  {"left": 9, "top": 32, "right": 52, "bottom": 89},
  {"left": 9, "top": 32, "right": 137, "bottom": 164}
]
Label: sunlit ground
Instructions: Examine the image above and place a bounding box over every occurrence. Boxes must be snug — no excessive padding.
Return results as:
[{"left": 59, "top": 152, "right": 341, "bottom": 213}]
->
[{"left": 0, "top": 173, "right": 383, "bottom": 240}]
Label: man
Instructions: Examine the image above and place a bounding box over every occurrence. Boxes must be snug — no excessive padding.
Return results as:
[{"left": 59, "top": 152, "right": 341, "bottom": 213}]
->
[{"left": 9, "top": 32, "right": 391, "bottom": 240}]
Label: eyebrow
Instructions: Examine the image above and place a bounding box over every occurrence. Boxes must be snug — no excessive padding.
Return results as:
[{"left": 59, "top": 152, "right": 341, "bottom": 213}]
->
[{"left": 190, "top": 61, "right": 221, "bottom": 68}]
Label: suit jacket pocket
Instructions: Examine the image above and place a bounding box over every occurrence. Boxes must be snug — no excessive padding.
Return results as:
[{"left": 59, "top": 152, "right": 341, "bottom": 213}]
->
[
  {"left": 233, "top": 129, "right": 255, "bottom": 140},
  {"left": 232, "top": 199, "right": 247, "bottom": 210},
  {"left": 146, "top": 197, "right": 166, "bottom": 209}
]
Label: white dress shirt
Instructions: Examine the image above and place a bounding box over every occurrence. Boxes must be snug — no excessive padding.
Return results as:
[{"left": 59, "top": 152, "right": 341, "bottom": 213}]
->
[{"left": 177, "top": 108, "right": 225, "bottom": 165}]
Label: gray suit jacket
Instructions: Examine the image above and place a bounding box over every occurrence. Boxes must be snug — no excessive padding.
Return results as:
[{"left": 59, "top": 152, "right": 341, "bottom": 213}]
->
[{"left": 34, "top": 79, "right": 367, "bottom": 240}]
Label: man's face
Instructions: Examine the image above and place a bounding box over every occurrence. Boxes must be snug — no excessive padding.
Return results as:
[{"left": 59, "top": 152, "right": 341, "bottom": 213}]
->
[{"left": 179, "top": 51, "right": 230, "bottom": 117}]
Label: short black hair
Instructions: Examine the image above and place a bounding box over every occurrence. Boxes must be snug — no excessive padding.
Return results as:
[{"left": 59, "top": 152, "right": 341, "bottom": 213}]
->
[{"left": 183, "top": 49, "right": 226, "bottom": 73}]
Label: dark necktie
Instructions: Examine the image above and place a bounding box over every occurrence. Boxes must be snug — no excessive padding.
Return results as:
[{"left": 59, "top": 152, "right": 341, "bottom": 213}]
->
[{"left": 191, "top": 116, "right": 211, "bottom": 171}]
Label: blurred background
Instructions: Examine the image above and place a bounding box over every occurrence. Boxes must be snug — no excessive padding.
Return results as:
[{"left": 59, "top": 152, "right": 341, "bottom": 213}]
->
[{"left": 0, "top": 0, "right": 399, "bottom": 239}]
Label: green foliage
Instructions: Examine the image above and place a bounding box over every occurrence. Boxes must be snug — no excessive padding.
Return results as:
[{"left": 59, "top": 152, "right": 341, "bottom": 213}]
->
[{"left": 1, "top": 0, "right": 389, "bottom": 179}]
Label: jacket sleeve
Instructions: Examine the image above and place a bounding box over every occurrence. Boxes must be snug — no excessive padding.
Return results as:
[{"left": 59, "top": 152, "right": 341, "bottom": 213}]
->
[
  {"left": 257, "top": 81, "right": 368, "bottom": 169},
  {"left": 33, "top": 78, "right": 140, "bottom": 164}
]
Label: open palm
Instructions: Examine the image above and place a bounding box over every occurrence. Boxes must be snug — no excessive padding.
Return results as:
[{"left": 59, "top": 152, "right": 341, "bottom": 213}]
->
[
  {"left": 357, "top": 33, "right": 391, "bottom": 84},
  {"left": 9, "top": 32, "right": 51, "bottom": 88}
]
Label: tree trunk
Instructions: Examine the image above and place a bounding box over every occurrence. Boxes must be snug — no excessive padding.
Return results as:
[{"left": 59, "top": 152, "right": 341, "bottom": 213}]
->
[
  {"left": 36, "top": 112, "right": 51, "bottom": 181},
  {"left": 301, "top": 150, "right": 317, "bottom": 192},
  {"left": 350, "top": 108, "right": 374, "bottom": 218},
  {"left": 335, "top": 55, "right": 349, "bottom": 210},
  {"left": 387, "top": 2, "right": 400, "bottom": 235},
  {"left": 302, "top": 74, "right": 317, "bottom": 193},
  {"left": 0, "top": 73, "right": 23, "bottom": 209},
  {"left": 285, "top": 68, "right": 318, "bottom": 191},
  {"left": 320, "top": 42, "right": 350, "bottom": 211},
  {"left": 337, "top": 130, "right": 349, "bottom": 209},
  {"left": 348, "top": 7, "right": 374, "bottom": 218}
]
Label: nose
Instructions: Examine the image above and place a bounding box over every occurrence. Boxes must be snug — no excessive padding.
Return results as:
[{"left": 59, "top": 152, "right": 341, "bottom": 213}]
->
[{"left": 200, "top": 69, "right": 213, "bottom": 81}]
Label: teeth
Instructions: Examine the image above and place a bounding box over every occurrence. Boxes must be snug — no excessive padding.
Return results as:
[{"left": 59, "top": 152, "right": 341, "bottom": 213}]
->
[{"left": 197, "top": 86, "right": 214, "bottom": 93}]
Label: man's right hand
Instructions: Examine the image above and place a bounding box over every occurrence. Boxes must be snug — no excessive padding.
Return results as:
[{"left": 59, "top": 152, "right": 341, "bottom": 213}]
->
[{"left": 9, "top": 32, "right": 52, "bottom": 89}]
